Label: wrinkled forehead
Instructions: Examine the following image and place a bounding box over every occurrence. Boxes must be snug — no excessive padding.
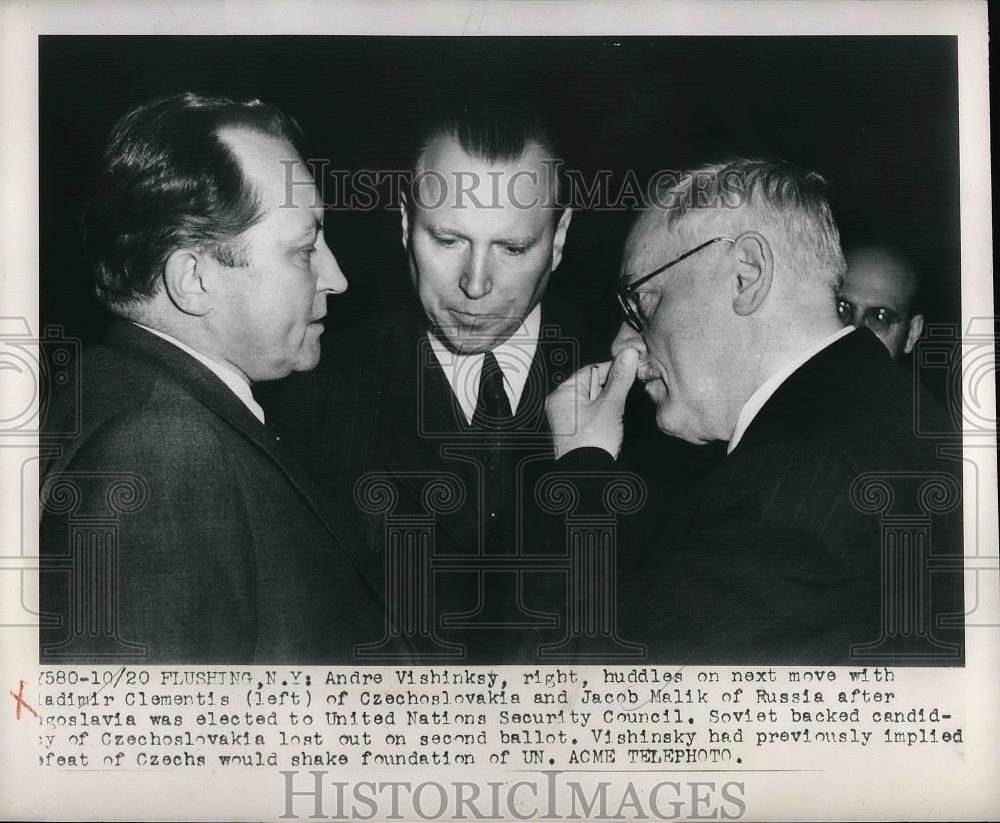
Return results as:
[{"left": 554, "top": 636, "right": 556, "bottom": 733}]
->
[{"left": 621, "top": 209, "right": 686, "bottom": 283}]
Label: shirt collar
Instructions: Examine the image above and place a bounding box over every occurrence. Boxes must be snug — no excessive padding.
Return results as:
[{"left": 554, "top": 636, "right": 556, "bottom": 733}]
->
[
  {"left": 427, "top": 304, "right": 542, "bottom": 425},
  {"left": 131, "top": 322, "right": 266, "bottom": 425},
  {"left": 727, "top": 325, "right": 854, "bottom": 454}
]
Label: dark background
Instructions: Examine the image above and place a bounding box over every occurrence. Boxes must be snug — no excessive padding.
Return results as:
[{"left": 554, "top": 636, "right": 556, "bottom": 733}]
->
[{"left": 40, "top": 36, "right": 961, "bottom": 386}]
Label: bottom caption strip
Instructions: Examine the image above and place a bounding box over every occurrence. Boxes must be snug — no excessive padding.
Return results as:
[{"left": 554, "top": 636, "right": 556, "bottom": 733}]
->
[{"left": 33, "top": 665, "right": 961, "bottom": 772}]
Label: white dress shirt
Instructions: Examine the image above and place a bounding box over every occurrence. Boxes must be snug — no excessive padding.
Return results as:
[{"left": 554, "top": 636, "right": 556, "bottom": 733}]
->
[
  {"left": 427, "top": 304, "right": 541, "bottom": 425},
  {"left": 728, "top": 325, "right": 854, "bottom": 454},
  {"left": 132, "top": 322, "right": 266, "bottom": 425}
]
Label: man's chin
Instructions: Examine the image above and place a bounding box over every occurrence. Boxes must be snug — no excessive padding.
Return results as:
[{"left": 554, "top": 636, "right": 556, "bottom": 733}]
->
[
  {"left": 653, "top": 402, "right": 705, "bottom": 445},
  {"left": 446, "top": 340, "right": 498, "bottom": 356},
  {"left": 429, "top": 309, "right": 525, "bottom": 354},
  {"left": 290, "top": 344, "right": 322, "bottom": 374},
  {"left": 434, "top": 328, "right": 507, "bottom": 356}
]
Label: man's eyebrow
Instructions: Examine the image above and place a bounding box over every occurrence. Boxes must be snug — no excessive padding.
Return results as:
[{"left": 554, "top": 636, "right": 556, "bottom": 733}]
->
[
  {"left": 294, "top": 217, "right": 323, "bottom": 240},
  {"left": 494, "top": 235, "right": 538, "bottom": 246},
  {"left": 618, "top": 271, "right": 639, "bottom": 289},
  {"left": 426, "top": 224, "right": 468, "bottom": 239},
  {"left": 424, "top": 226, "right": 539, "bottom": 245}
]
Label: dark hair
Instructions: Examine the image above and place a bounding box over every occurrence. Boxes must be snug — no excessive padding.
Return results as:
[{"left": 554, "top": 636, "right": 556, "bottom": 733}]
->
[
  {"left": 409, "top": 95, "right": 565, "bottom": 203},
  {"left": 83, "top": 92, "right": 303, "bottom": 314}
]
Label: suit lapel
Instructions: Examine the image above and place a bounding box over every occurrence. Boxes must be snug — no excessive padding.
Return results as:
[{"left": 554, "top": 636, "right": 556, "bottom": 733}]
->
[
  {"left": 104, "top": 322, "right": 382, "bottom": 594},
  {"left": 736, "top": 328, "right": 886, "bottom": 451},
  {"left": 382, "top": 336, "right": 482, "bottom": 550},
  {"left": 371, "top": 303, "right": 576, "bottom": 552}
]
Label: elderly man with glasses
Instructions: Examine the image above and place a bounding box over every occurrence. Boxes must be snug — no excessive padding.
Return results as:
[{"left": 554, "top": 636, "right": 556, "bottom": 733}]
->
[{"left": 545, "top": 158, "right": 963, "bottom": 665}]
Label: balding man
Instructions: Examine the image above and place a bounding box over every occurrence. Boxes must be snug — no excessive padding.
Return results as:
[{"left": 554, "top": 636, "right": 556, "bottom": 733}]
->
[
  {"left": 39, "top": 93, "right": 391, "bottom": 664},
  {"left": 839, "top": 245, "right": 925, "bottom": 359},
  {"left": 546, "top": 158, "right": 963, "bottom": 664}
]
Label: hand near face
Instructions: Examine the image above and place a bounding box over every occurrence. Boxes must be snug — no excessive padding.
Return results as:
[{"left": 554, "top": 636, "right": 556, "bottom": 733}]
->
[{"left": 546, "top": 347, "right": 638, "bottom": 460}]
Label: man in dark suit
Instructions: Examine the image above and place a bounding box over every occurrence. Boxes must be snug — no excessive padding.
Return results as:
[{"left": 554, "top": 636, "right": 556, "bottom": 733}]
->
[
  {"left": 39, "top": 93, "right": 396, "bottom": 664},
  {"left": 546, "top": 158, "right": 964, "bottom": 664},
  {"left": 267, "top": 104, "right": 589, "bottom": 662}
]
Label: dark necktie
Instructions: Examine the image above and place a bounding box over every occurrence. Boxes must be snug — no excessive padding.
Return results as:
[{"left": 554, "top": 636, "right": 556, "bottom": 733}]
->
[
  {"left": 472, "top": 351, "right": 513, "bottom": 429},
  {"left": 454, "top": 351, "right": 552, "bottom": 660},
  {"left": 472, "top": 351, "right": 515, "bottom": 552}
]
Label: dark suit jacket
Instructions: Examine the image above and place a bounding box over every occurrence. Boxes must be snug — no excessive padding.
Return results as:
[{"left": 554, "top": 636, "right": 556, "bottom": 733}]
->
[
  {"left": 39, "top": 321, "right": 401, "bottom": 664},
  {"left": 263, "top": 301, "right": 594, "bottom": 661},
  {"left": 561, "top": 329, "right": 965, "bottom": 665}
]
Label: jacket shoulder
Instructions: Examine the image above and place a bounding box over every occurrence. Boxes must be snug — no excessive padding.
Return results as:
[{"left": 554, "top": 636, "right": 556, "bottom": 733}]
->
[
  {"left": 55, "top": 383, "right": 235, "bottom": 476},
  {"left": 45, "top": 344, "right": 245, "bottom": 479},
  {"left": 754, "top": 331, "right": 947, "bottom": 472}
]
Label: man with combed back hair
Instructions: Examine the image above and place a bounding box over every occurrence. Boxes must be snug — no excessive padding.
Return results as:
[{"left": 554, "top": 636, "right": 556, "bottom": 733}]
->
[
  {"left": 39, "top": 93, "right": 398, "bottom": 664},
  {"left": 267, "top": 98, "right": 590, "bottom": 663},
  {"left": 546, "top": 158, "right": 964, "bottom": 664}
]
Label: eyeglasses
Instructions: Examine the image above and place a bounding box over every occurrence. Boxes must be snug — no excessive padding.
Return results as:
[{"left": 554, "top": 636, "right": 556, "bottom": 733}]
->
[
  {"left": 836, "top": 298, "right": 903, "bottom": 335},
  {"left": 617, "top": 236, "right": 735, "bottom": 332}
]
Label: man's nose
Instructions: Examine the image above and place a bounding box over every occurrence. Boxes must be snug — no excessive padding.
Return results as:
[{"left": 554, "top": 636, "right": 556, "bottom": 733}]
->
[
  {"left": 611, "top": 321, "right": 647, "bottom": 358},
  {"left": 459, "top": 248, "right": 492, "bottom": 300},
  {"left": 315, "top": 244, "right": 348, "bottom": 294}
]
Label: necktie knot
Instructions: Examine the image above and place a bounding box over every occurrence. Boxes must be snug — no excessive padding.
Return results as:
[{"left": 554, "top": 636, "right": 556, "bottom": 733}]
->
[{"left": 472, "top": 351, "right": 513, "bottom": 429}]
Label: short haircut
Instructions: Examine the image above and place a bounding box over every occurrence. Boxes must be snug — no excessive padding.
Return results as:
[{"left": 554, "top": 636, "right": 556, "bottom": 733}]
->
[
  {"left": 409, "top": 97, "right": 564, "bottom": 206},
  {"left": 83, "top": 92, "right": 303, "bottom": 314},
  {"left": 652, "top": 158, "right": 847, "bottom": 296}
]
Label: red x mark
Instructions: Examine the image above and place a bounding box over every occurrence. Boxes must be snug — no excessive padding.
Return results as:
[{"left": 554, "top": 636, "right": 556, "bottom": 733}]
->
[{"left": 10, "top": 680, "right": 39, "bottom": 720}]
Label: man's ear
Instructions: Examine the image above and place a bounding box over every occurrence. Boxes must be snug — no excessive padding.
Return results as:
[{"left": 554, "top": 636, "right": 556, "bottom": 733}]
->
[
  {"left": 550, "top": 208, "right": 574, "bottom": 272},
  {"left": 162, "top": 249, "right": 212, "bottom": 316},
  {"left": 904, "top": 312, "right": 925, "bottom": 355},
  {"left": 731, "top": 231, "right": 773, "bottom": 316},
  {"left": 400, "top": 195, "right": 411, "bottom": 251}
]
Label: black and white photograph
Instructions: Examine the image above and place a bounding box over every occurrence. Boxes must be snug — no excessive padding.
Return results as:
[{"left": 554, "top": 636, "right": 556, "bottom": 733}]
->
[
  {"left": 35, "top": 34, "right": 967, "bottom": 665},
  {"left": 1, "top": 2, "right": 995, "bottom": 821}
]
